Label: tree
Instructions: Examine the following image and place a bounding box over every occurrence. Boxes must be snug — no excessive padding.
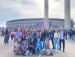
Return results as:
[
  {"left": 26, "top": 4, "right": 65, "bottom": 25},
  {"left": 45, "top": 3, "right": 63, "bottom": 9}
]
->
[{"left": 70, "top": 19, "right": 74, "bottom": 29}]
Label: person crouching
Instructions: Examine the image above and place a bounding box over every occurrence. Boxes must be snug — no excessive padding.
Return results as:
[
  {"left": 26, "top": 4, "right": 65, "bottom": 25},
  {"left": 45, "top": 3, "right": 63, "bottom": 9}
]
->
[
  {"left": 42, "top": 39, "right": 52, "bottom": 55},
  {"left": 35, "top": 38, "right": 43, "bottom": 57},
  {"left": 14, "top": 38, "right": 22, "bottom": 54},
  {"left": 21, "top": 40, "right": 29, "bottom": 56}
]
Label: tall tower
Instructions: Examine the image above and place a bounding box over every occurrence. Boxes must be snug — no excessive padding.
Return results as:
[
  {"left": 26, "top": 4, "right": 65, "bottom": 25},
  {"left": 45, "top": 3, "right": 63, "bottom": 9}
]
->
[
  {"left": 65, "top": 0, "right": 71, "bottom": 28},
  {"left": 44, "top": 0, "right": 49, "bottom": 29}
]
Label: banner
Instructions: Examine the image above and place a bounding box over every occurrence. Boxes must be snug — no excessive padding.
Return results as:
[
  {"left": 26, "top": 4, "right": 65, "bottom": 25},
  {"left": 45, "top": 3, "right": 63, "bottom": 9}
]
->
[
  {"left": 40, "top": 22, "right": 42, "bottom": 27},
  {"left": 43, "top": 22, "right": 44, "bottom": 27},
  {"left": 36, "top": 22, "right": 39, "bottom": 27},
  {"left": 49, "top": 22, "right": 52, "bottom": 27}
]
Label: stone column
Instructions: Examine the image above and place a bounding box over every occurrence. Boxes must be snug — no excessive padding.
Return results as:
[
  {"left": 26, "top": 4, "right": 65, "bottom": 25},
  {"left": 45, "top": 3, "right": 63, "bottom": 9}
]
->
[
  {"left": 44, "top": 0, "right": 49, "bottom": 29},
  {"left": 65, "top": 0, "right": 71, "bottom": 28}
]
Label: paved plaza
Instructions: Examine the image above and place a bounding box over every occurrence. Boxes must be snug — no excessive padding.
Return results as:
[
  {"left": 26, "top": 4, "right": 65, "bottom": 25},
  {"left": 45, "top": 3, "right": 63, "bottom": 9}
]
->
[{"left": 0, "top": 36, "right": 75, "bottom": 57}]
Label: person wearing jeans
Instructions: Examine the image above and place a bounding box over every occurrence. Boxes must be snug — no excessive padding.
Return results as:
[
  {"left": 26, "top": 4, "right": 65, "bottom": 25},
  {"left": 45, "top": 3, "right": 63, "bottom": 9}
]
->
[
  {"left": 5, "top": 37, "right": 9, "bottom": 44},
  {"left": 49, "top": 27, "right": 55, "bottom": 49},
  {"left": 59, "top": 27, "right": 66, "bottom": 52},
  {"left": 54, "top": 29, "right": 60, "bottom": 52},
  {"left": 41, "top": 28, "right": 46, "bottom": 47},
  {"left": 11, "top": 29, "right": 15, "bottom": 40},
  {"left": 35, "top": 38, "right": 43, "bottom": 57},
  {"left": 4, "top": 28, "right": 9, "bottom": 45},
  {"left": 72, "top": 28, "right": 75, "bottom": 41},
  {"left": 33, "top": 28, "right": 37, "bottom": 43}
]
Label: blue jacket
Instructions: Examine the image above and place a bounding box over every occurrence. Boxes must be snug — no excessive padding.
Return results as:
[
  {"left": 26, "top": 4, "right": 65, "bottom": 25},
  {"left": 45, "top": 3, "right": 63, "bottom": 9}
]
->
[{"left": 35, "top": 41, "right": 43, "bottom": 50}]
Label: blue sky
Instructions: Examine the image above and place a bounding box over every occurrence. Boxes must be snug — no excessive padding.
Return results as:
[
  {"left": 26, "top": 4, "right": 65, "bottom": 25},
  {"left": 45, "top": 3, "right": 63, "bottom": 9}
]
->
[{"left": 0, "top": 0, "right": 75, "bottom": 27}]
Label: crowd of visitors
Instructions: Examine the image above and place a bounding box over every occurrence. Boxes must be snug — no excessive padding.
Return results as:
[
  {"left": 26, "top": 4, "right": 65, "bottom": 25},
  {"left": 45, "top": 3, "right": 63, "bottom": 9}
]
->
[{"left": 1, "top": 27, "right": 75, "bottom": 57}]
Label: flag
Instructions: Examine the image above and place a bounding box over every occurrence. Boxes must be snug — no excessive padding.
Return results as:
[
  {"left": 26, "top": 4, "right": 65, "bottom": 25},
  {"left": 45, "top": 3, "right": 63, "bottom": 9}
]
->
[
  {"left": 36, "top": 22, "right": 39, "bottom": 27},
  {"left": 49, "top": 22, "right": 52, "bottom": 27},
  {"left": 40, "top": 22, "right": 42, "bottom": 27}
]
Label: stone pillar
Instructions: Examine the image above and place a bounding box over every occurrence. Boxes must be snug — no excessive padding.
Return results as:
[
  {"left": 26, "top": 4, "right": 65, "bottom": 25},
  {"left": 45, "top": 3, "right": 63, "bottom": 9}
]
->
[
  {"left": 44, "top": 0, "right": 49, "bottom": 29},
  {"left": 65, "top": 0, "right": 71, "bottom": 28}
]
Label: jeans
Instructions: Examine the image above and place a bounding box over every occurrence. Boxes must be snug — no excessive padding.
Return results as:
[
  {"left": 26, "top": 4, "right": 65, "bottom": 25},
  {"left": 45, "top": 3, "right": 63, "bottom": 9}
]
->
[
  {"left": 36, "top": 47, "right": 41, "bottom": 55},
  {"left": 5, "top": 37, "right": 9, "bottom": 44},
  {"left": 67, "top": 34, "right": 70, "bottom": 40},
  {"left": 43, "top": 38, "right": 46, "bottom": 47},
  {"left": 59, "top": 39, "right": 65, "bottom": 51},
  {"left": 34, "top": 37, "right": 37, "bottom": 43},
  {"left": 21, "top": 38, "right": 24, "bottom": 42},
  {"left": 47, "top": 37, "right": 50, "bottom": 40},
  {"left": 54, "top": 38, "right": 59, "bottom": 51},
  {"left": 25, "top": 50, "right": 29, "bottom": 56},
  {"left": 70, "top": 35, "right": 72, "bottom": 40},
  {"left": 11, "top": 35, "right": 13, "bottom": 40},
  {"left": 72, "top": 35, "right": 75, "bottom": 41}
]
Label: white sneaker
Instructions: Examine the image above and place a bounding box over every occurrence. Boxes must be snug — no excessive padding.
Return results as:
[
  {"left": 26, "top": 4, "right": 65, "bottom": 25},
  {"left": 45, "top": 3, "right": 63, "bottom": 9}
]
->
[
  {"left": 30, "top": 52, "right": 32, "bottom": 56},
  {"left": 39, "top": 54, "right": 41, "bottom": 57},
  {"left": 53, "top": 49, "right": 56, "bottom": 52}
]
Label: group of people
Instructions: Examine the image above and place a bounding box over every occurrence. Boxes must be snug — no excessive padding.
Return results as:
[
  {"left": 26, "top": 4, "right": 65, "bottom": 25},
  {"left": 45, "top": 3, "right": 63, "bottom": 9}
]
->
[
  {"left": 1, "top": 27, "right": 75, "bottom": 57},
  {"left": 67, "top": 28, "right": 75, "bottom": 41}
]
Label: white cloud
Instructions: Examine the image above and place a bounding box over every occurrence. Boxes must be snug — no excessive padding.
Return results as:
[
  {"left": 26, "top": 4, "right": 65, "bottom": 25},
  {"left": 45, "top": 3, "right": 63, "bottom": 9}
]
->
[
  {"left": 0, "top": 0, "right": 75, "bottom": 27},
  {"left": 0, "top": 0, "right": 44, "bottom": 18}
]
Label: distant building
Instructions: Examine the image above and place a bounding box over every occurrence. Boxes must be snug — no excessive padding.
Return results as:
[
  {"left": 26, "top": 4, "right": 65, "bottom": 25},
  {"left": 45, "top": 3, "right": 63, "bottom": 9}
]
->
[{"left": 6, "top": 18, "right": 64, "bottom": 29}]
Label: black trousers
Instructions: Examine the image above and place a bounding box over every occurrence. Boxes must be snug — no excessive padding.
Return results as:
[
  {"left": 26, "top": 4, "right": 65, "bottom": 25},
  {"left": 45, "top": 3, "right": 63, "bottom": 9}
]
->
[
  {"left": 50, "top": 38, "right": 54, "bottom": 49},
  {"left": 59, "top": 39, "right": 65, "bottom": 51},
  {"left": 70, "top": 35, "right": 72, "bottom": 40},
  {"left": 29, "top": 47, "right": 35, "bottom": 53}
]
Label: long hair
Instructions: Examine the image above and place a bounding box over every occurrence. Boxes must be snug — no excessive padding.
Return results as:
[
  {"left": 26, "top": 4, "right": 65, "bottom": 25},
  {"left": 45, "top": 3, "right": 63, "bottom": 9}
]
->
[
  {"left": 55, "top": 29, "right": 59, "bottom": 36},
  {"left": 5, "top": 28, "right": 9, "bottom": 34}
]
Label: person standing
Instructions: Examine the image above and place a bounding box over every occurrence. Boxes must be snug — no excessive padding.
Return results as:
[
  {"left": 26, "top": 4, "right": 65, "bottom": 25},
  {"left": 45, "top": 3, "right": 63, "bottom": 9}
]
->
[
  {"left": 24, "top": 30, "right": 29, "bottom": 45},
  {"left": 41, "top": 28, "right": 47, "bottom": 47},
  {"left": 1, "top": 29, "right": 4, "bottom": 36},
  {"left": 49, "top": 27, "right": 55, "bottom": 49},
  {"left": 59, "top": 27, "right": 66, "bottom": 52},
  {"left": 46, "top": 29, "right": 50, "bottom": 40},
  {"left": 11, "top": 29, "right": 15, "bottom": 40},
  {"left": 54, "top": 29, "right": 60, "bottom": 52},
  {"left": 4, "top": 28, "right": 10, "bottom": 45},
  {"left": 67, "top": 28, "right": 70, "bottom": 40},
  {"left": 21, "top": 28, "right": 25, "bottom": 42},
  {"left": 15, "top": 28, "right": 22, "bottom": 41},
  {"left": 29, "top": 28, "right": 33, "bottom": 40},
  {"left": 69, "top": 29, "right": 73, "bottom": 40},
  {"left": 37, "top": 28, "right": 41, "bottom": 39},
  {"left": 33, "top": 28, "right": 37, "bottom": 43},
  {"left": 72, "top": 28, "right": 75, "bottom": 41}
]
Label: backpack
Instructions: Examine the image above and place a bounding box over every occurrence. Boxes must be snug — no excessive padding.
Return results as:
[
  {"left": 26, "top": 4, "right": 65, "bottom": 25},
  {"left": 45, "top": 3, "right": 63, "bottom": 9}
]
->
[{"left": 50, "top": 49, "right": 54, "bottom": 56}]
